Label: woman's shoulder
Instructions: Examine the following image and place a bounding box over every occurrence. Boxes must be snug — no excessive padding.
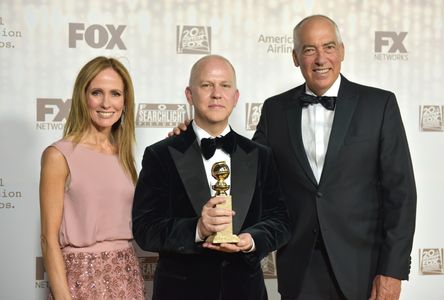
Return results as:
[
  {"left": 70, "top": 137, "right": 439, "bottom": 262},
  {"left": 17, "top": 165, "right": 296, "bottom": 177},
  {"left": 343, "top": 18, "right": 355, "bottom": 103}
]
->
[
  {"left": 43, "top": 138, "right": 76, "bottom": 159},
  {"left": 41, "top": 142, "right": 69, "bottom": 172}
]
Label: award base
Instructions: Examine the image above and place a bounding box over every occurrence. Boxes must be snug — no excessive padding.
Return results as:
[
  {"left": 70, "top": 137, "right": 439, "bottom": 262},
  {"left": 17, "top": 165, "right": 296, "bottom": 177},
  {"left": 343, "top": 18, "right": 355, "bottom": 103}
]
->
[
  {"left": 205, "top": 195, "right": 240, "bottom": 244},
  {"left": 205, "top": 233, "right": 240, "bottom": 244}
]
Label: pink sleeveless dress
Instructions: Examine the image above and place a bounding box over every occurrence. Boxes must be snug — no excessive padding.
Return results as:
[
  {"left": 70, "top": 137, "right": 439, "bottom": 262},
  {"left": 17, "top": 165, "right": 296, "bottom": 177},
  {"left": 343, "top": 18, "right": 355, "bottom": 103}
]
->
[{"left": 49, "top": 140, "right": 144, "bottom": 300}]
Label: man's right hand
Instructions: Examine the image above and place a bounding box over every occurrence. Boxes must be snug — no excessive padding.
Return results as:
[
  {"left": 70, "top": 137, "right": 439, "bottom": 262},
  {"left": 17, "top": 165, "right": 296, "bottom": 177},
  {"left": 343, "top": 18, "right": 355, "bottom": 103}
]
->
[
  {"left": 197, "top": 196, "right": 235, "bottom": 239},
  {"left": 168, "top": 119, "right": 190, "bottom": 137}
]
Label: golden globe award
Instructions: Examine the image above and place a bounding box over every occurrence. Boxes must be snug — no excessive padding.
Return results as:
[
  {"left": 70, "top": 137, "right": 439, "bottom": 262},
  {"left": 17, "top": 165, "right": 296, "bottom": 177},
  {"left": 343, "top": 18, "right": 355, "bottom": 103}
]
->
[{"left": 205, "top": 161, "right": 240, "bottom": 244}]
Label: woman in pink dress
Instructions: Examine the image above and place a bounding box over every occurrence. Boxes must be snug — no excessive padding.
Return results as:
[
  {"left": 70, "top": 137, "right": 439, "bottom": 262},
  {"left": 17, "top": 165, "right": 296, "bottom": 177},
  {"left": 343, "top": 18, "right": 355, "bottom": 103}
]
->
[{"left": 39, "top": 56, "right": 144, "bottom": 299}]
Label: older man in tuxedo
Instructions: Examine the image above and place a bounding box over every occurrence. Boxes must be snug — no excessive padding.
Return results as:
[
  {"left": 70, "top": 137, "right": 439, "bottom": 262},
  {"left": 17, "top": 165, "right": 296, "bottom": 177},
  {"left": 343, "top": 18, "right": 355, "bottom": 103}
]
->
[
  {"left": 132, "top": 55, "right": 291, "bottom": 300},
  {"left": 253, "top": 15, "right": 416, "bottom": 300}
]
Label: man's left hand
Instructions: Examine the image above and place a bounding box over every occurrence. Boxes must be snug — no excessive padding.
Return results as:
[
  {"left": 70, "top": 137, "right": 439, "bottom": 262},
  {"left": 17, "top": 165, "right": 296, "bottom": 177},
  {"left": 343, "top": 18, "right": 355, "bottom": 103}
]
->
[
  {"left": 369, "top": 275, "right": 401, "bottom": 300},
  {"left": 202, "top": 233, "right": 253, "bottom": 253}
]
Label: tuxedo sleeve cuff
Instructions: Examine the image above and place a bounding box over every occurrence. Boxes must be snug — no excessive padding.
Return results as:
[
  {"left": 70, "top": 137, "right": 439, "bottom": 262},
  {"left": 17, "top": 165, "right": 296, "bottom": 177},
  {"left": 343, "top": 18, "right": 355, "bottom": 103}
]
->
[
  {"left": 195, "top": 226, "right": 205, "bottom": 242},
  {"left": 242, "top": 237, "right": 256, "bottom": 253}
]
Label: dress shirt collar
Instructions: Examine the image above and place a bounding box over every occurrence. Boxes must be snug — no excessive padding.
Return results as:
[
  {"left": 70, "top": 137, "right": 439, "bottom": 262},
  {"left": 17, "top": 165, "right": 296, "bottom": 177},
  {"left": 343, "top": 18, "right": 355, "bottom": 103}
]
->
[
  {"left": 305, "top": 75, "right": 341, "bottom": 97},
  {"left": 192, "top": 121, "right": 231, "bottom": 146}
]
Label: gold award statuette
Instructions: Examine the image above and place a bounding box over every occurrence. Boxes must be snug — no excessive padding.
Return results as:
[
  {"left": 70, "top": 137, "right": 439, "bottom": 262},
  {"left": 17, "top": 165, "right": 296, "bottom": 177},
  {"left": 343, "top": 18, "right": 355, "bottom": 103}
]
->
[{"left": 205, "top": 161, "right": 240, "bottom": 244}]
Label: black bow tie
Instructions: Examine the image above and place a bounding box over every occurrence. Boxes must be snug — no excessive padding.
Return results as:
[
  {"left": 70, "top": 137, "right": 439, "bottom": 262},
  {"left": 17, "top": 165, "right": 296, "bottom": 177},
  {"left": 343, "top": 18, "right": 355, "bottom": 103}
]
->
[
  {"left": 200, "top": 130, "right": 236, "bottom": 160},
  {"left": 299, "top": 94, "right": 337, "bottom": 111}
]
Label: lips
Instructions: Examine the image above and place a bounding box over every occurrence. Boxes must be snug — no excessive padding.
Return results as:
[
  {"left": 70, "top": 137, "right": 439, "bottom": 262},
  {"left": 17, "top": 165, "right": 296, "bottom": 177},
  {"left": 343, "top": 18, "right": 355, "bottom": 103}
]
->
[
  {"left": 313, "top": 68, "right": 331, "bottom": 74},
  {"left": 97, "top": 111, "right": 115, "bottom": 118},
  {"left": 208, "top": 104, "right": 225, "bottom": 109}
]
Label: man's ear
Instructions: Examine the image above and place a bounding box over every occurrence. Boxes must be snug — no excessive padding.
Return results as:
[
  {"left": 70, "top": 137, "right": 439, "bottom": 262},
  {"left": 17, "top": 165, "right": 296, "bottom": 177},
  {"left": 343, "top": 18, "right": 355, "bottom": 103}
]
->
[
  {"left": 292, "top": 50, "right": 300, "bottom": 67},
  {"left": 234, "top": 89, "right": 239, "bottom": 107},
  {"left": 339, "top": 43, "right": 345, "bottom": 62},
  {"left": 185, "top": 87, "right": 193, "bottom": 105}
]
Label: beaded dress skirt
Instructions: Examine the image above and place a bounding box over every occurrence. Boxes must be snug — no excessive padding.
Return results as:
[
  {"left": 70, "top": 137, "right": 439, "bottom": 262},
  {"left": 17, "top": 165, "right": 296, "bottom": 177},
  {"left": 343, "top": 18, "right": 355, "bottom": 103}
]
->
[{"left": 49, "top": 245, "right": 144, "bottom": 300}]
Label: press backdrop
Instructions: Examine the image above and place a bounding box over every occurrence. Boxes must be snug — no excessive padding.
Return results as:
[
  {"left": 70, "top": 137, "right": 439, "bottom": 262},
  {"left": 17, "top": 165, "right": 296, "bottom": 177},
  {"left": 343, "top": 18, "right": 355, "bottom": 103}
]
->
[{"left": 1, "top": 0, "right": 443, "bottom": 299}]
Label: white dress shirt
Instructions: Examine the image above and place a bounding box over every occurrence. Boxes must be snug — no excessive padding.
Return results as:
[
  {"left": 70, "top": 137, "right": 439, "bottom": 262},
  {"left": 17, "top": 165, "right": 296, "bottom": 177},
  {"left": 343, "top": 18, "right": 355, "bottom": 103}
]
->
[
  {"left": 192, "top": 121, "right": 232, "bottom": 196},
  {"left": 192, "top": 122, "right": 231, "bottom": 242},
  {"left": 192, "top": 122, "right": 255, "bottom": 251},
  {"left": 301, "top": 76, "right": 341, "bottom": 183}
]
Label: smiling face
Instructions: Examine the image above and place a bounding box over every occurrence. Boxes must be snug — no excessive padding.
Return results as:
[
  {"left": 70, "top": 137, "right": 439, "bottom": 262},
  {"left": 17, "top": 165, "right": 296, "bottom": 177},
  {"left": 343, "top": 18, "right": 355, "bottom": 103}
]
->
[
  {"left": 86, "top": 67, "right": 125, "bottom": 132},
  {"left": 185, "top": 56, "right": 239, "bottom": 135},
  {"left": 293, "top": 16, "right": 344, "bottom": 96}
]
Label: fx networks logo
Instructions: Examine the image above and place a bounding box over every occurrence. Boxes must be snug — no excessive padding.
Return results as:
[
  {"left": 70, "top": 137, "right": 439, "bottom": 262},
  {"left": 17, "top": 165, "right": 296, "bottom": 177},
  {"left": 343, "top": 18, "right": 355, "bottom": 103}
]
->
[
  {"left": 36, "top": 98, "right": 71, "bottom": 130},
  {"left": 419, "top": 105, "right": 444, "bottom": 132},
  {"left": 419, "top": 248, "right": 444, "bottom": 275},
  {"left": 245, "top": 103, "right": 263, "bottom": 131},
  {"left": 35, "top": 257, "right": 49, "bottom": 288},
  {"left": 176, "top": 25, "right": 211, "bottom": 54},
  {"left": 374, "top": 31, "right": 408, "bottom": 61},
  {"left": 69, "top": 23, "right": 127, "bottom": 49},
  {"left": 136, "top": 103, "right": 193, "bottom": 128},
  {"left": 138, "top": 256, "right": 158, "bottom": 281}
]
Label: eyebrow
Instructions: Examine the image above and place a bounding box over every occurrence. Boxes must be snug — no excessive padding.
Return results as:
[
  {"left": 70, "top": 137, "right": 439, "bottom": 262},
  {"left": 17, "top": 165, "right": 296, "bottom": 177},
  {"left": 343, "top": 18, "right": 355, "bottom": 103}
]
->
[
  {"left": 302, "top": 40, "right": 337, "bottom": 48},
  {"left": 323, "top": 41, "right": 337, "bottom": 46},
  {"left": 199, "top": 79, "right": 233, "bottom": 84},
  {"left": 88, "top": 87, "right": 124, "bottom": 92}
]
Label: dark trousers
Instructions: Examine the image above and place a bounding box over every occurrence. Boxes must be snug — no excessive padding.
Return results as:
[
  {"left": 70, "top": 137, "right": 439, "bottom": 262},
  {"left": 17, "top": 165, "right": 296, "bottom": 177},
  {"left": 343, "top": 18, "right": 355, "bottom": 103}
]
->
[{"left": 282, "top": 238, "right": 346, "bottom": 300}]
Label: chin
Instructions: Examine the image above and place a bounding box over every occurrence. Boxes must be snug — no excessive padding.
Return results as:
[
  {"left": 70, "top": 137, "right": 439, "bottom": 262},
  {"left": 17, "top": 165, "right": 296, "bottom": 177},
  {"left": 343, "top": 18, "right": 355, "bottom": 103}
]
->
[{"left": 92, "top": 119, "right": 120, "bottom": 130}]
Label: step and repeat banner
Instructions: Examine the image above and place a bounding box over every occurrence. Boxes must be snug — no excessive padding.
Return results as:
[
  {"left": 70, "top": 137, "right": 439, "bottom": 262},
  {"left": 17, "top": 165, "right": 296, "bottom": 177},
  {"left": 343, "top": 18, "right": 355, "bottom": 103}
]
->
[{"left": 1, "top": 0, "right": 443, "bottom": 299}]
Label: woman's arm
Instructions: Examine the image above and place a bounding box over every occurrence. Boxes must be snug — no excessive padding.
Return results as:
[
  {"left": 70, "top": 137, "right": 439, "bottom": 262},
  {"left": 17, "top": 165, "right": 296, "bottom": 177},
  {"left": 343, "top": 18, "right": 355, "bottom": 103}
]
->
[{"left": 39, "top": 146, "right": 72, "bottom": 300}]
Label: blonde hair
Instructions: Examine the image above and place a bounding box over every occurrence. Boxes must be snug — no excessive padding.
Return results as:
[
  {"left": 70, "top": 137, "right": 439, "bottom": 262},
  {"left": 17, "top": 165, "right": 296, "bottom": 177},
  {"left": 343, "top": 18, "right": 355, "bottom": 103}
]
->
[{"left": 63, "top": 56, "right": 137, "bottom": 183}]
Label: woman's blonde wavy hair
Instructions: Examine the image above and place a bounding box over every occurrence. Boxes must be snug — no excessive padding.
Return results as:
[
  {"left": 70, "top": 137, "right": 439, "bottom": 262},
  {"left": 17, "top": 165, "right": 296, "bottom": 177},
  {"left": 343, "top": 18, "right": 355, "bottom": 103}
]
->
[{"left": 63, "top": 56, "right": 137, "bottom": 183}]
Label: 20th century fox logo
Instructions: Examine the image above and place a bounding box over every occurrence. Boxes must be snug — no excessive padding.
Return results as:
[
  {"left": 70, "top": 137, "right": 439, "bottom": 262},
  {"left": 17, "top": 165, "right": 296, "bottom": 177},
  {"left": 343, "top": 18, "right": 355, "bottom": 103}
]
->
[
  {"left": 136, "top": 103, "right": 193, "bottom": 128},
  {"left": 245, "top": 103, "right": 263, "bottom": 131},
  {"left": 420, "top": 105, "right": 444, "bottom": 131},
  {"left": 419, "top": 248, "right": 444, "bottom": 275},
  {"left": 261, "top": 251, "right": 277, "bottom": 279},
  {"left": 177, "top": 25, "right": 211, "bottom": 54}
]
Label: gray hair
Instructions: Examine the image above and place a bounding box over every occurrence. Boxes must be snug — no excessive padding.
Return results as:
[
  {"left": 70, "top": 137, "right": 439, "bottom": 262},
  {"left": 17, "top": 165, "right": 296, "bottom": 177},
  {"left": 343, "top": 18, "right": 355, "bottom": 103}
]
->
[{"left": 293, "top": 15, "right": 343, "bottom": 52}]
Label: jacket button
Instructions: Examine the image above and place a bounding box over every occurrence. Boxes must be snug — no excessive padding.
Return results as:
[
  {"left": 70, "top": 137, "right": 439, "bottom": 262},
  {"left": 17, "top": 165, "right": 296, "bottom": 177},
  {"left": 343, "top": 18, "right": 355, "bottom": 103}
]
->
[{"left": 317, "top": 192, "right": 323, "bottom": 197}]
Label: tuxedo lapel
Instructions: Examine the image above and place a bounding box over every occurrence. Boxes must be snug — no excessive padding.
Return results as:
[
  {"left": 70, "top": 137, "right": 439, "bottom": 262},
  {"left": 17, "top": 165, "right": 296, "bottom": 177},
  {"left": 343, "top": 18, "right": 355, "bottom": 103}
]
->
[
  {"left": 169, "top": 129, "right": 210, "bottom": 216},
  {"left": 320, "top": 75, "right": 358, "bottom": 185},
  {"left": 286, "top": 88, "right": 318, "bottom": 186},
  {"left": 231, "top": 135, "right": 258, "bottom": 234},
  {"left": 168, "top": 129, "right": 259, "bottom": 232}
]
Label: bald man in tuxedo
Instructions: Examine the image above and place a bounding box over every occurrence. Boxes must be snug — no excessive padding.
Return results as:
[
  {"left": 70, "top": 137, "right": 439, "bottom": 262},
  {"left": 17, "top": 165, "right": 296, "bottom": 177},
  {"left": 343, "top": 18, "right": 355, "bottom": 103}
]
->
[{"left": 133, "top": 55, "right": 291, "bottom": 300}]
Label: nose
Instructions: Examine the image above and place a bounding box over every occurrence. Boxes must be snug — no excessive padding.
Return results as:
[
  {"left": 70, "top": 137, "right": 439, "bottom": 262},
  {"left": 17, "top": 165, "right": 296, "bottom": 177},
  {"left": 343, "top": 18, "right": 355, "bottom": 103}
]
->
[
  {"left": 101, "top": 93, "right": 112, "bottom": 108},
  {"left": 314, "top": 49, "right": 327, "bottom": 65},
  {"left": 211, "top": 85, "right": 222, "bottom": 99}
]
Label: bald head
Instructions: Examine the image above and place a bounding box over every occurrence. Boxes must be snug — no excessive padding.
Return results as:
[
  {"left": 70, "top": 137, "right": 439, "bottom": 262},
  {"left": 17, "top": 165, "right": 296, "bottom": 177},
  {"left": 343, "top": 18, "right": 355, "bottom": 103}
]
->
[
  {"left": 188, "top": 55, "right": 237, "bottom": 88},
  {"left": 185, "top": 54, "right": 239, "bottom": 135}
]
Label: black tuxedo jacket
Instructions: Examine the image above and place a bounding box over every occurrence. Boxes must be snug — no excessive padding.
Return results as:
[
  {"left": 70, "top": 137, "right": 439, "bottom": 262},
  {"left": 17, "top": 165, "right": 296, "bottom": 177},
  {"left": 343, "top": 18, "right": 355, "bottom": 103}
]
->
[
  {"left": 253, "top": 75, "right": 416, "bottom": 300},
  {"left": 132, "top": 126, "right": 291, "bottom": 300}
]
